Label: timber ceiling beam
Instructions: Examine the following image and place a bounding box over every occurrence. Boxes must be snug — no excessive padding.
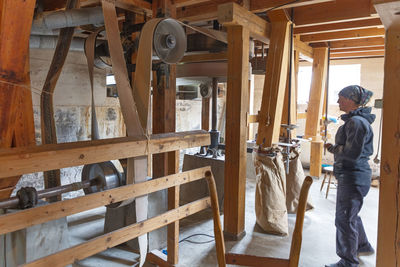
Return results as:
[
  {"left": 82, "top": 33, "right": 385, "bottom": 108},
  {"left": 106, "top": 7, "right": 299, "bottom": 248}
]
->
[
  {"left": 250, "top": 0, "right": 334, "bottom": 13},
  {"left": 301, "top": 28, "right": 385, "bottom": 43},
  {"left": 330, "top": 45, "right": 385, "bottom": 53},
  {"left": 294, "top": 36, "right": 313, "bottom": 61},
  {"left": 80, "top": 0, "right": 153, "bottom": 15},
  {"left": 312, "top": 37, "right": 385, "bottom": 49},
  {"left": 330, "top": 50, "right": 385, "bottom": 59},
  {"left": 218, "top": 2, "right": 270, "bottom": 43},
  {"left": 292, "top": 0, "right": 378, "bottom": 26},
  {"left": 294, "top": 18, "right": 383, "bottom": 34}
]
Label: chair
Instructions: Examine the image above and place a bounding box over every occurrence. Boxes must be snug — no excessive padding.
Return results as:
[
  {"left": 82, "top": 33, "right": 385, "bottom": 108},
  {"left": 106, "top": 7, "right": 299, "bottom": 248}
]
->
[
  {"left": 320, "top": 166, "right": 336, "bottom": 198},
  {"left": 225, "top": 176, "right": 313, "bottom": 267}
]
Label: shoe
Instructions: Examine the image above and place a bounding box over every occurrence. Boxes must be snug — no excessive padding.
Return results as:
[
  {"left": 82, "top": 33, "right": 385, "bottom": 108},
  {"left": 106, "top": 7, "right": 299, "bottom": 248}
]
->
[{"left": 358, "top": 244, "right": 375, "bottom": 256}]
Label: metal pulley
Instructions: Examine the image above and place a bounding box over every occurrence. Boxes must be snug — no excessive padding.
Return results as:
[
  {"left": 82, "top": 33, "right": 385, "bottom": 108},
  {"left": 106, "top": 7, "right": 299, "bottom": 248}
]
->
[
  {"left": 153, "top": 18, "right": 186, "bottom": 64},
  {"left": 81, "top": 161, "right": 125, "bottom": 208},
  {"left": 199, "top": 83, "right": 212, "bottom": 98}
]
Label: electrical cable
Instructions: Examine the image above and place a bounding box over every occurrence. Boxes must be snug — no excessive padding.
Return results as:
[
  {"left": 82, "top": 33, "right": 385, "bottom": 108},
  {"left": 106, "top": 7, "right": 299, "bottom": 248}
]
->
[{"left": 179, "top": 233, "right": 215, "bottom": 244}]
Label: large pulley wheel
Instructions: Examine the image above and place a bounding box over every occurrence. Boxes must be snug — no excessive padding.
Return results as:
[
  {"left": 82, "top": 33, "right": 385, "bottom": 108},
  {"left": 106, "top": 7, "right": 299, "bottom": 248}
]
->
[
  {"left": 153, "top": 18, "right": 186, "bottom": 64},
  {"left": 81, "top": 161, "right": 125, "bottom": 208}
]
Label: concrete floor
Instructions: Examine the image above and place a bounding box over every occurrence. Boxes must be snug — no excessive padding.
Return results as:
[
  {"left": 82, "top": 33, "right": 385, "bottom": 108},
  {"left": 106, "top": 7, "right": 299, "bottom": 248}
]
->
[{"left": 67, "top": 174, "right": 379, "bottom": 267}]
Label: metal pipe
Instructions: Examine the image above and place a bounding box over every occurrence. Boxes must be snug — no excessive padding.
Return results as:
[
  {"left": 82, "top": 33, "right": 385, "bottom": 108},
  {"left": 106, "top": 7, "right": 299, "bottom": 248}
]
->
[
  {"left": 40, "top": 7, "right": 104, "bottom": 29},
  {"left": 211, "top": 77, "right": 218, "bottom": 131},
  {"left": 30, "top": 35, "right": 86, "bottom": 51},
  {"left": 0, "top": 180, "right": 92, "bottom": 210}
]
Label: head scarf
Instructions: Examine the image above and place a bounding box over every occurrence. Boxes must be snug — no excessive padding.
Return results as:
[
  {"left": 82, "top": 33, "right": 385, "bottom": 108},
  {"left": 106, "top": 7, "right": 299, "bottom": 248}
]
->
[{"left": 338, "top": 85, "right": 373, "bottom": 106}]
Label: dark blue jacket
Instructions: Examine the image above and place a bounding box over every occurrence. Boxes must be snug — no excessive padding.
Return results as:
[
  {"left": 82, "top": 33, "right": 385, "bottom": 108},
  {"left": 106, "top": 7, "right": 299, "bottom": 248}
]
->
[{"left": 328, "top": 107, "right": 376, "bottom": 186}]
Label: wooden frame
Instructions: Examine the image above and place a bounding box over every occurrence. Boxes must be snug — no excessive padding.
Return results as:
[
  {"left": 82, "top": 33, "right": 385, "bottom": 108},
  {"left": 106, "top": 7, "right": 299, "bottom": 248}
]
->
[
  {"left": 0, "top": 167, "right": 226, "bottom": 266},
  {"left": 226, "top": 176, "right": 313, "bottom": 267}
]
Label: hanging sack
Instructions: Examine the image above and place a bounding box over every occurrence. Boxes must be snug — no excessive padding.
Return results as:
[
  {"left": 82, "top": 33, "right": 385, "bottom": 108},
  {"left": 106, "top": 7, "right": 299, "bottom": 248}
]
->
[
  {"left": 253, "top": 148, "right": 288, "bottom": 235},
  {"left": 286, "top": 149, "right": 314, "bottom": 214}
]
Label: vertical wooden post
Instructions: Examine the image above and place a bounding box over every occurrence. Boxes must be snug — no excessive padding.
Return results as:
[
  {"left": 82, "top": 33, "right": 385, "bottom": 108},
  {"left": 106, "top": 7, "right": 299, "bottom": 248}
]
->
[
  {"left": 202, "top": 97, "right": 210, "bottom": 131},
  {"left": 0, "top": 0, "right": 36, "bottom": 199},
  {"left": 224, "top": 25, "right": 249, "bottom": 239},
  {"left": 373, "top": 1, "right": 400, "bottom": 266},
  {"left": 151, "top": 0, "right": 179, "bottom": 264},
  {"left": 256, "top": 11, "right": 291, "bottom": 147},
  {"left": 305, "top": 47, "right": 328, "bottom": 177},
  {"left": 280, "top": 33, "right": 297, "bottom": 138}
]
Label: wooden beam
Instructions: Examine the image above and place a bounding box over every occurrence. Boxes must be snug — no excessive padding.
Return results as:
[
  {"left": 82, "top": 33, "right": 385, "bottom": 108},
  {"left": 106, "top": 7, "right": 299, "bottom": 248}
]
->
[
  {"left": 256, "top": 11, "right": 291, "bottom": 147},
  {"left": 330, "top": 50, "right": 385, "bottom": 59},
  {"left": 177, "top": 1, "right": 219, "bottom": 22},
  {"left": 294, "top": 36, "right": 313, "bottom": 61},
  {"left": 304, "top": 47, "right": 328, "bottom": 139},
  {"left": 224, "top": 25, "right": 249, "bottom": 239},
  {"left": 0, "top": 0, "right": 36, "bottom": 199},
  {"left": 373, "top": 2, "right": 400, "bottom": 266},
  {"left": 0, "top": 167, "right": 210, "bottom": 235},
  {"left": 301, "top": 27, "right": 385, "bottom": 43},
  {"left": 218, "top": 2, "right": 270, "bottom": 43},
  {"left": 330, "top": 45, "right": 385, "bottom": 52},
  {"left": 26, "top": 198, "right": 211, "bottom": 267},
  {"left": 313, "top": 37, "right": 385, "bottom": 49},
  {"left": 173, "top": 0, "right": 209, "bottom": 8},
  {"left": 180, "top": 52, "right": 228, "bottom": 63},
  {"left": 202, "top": 97, "right": 210, "bottom": 131},
  {"left": 81, "top": 0, "right": 152, "bottom": 15},
  {"left": 0, "top": 130, "right": 209, "bottom": 179},
  {"left": 305, "top": 47, "right": 328, "bottom": 177},
  {"left": 294, "top": 18, "right": 383, "bottom": 34},
  {"left": 250, "top": 0, "right": 334, "bottom": 13},
  {"left": 226, "top": 253, "right": 289, "bottom": 267},
  {"left": 293, "top": 0, "right": 377, "bottom": 26}
]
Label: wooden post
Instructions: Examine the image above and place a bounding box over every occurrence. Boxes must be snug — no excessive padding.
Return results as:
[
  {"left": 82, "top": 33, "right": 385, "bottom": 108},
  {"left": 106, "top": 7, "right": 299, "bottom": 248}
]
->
[
  {"left": 305, "top": 47, "right": 328, "bottom": 177},
  {"left": 202, "top": 97, "right": 210, "bottom": 131},
  {"left": 373, "top": 1, "right": 400, "bottom": 266},
  {"left": 223, "top": 25, "right": 249, "bottom": 239},
  {"left": 151, "top": 0, "right": 179, "bottom": 264},
  {"left": 280, "top": 32, "right": 297, "bottom": 138},
  {"left": 256, "top": 11, "right": 291, "bottom": 147},
  {"left": 0, "top": 0, "right": 36, "bottom": 199}
]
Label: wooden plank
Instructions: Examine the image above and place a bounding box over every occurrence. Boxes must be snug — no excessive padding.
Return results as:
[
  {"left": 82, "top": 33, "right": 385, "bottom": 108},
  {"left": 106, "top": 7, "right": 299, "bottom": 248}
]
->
[
  {"left": 247, "top": 114, "right": 259, "bottom": 125},
  {"left": 293, "top": 0, "right": 377, "bottom": 26},
  {"left": 224, "top": 25, "right": 249, "bottom": 238},
  {"left": 294, "top": 18, "right": 383, "bottom": 34},
  {"left": 177, "top": 1, "right": 219, "bottom": 22},
  {"left": 331, "top": 45, "right": 385, "bottom": 52},
  {"left": 373, "top": 2, "right": 400, "bottom": 266},
  {"left": 202, "top": 97, "right": 210, "bottom": 131},
  {"left": 0, "top": 167, "right": 210, "bottom": 235},
  {"left": 294, "top": 37, "right": 314, "bottom": 61},
  {"left": 256, "top": 11, "right": 290, "bottom": 147},
  {"left": 180, "top": 52, "right": 228, "bottom": 63},
  {"left": 300, "top": 27, "right": 385, "bottom": 43},
  {"left": 25, "top": 198, "right": 211, "bottom": 267},
  {"left": 80, "top": 0, "right": 152, "bottom": 15},
  {"left": 304, "top": 47, "right": 328, "bottom": 139},
  {"left": 288, "top": 176, "right": 313, "bottom": 267},
  {"left": 0, "top": 130, "right": 210, "bottom": 179},
  {"left": 146, "top": 250, "right": 173, "bottom": 267},
  {"left": 226, "top": 253, "right": 289, "bottom": 267},
  {"left": 205, "top": 171, "right": 226, "bottom": 266},
  {"left": 312, "top": 37, "right": 385, "bottom": 49},
  {"left": 218, "top": 2, "right": 270, "bottom": 43},
  {"left": 330, "top": 50, "right": 385, "bottom": 59},
  {"left": 310, "top": 140, "right": 323, "bottom": 177},
  {"left": 250, "top": 0, "right": 334, "bottom": 13}
]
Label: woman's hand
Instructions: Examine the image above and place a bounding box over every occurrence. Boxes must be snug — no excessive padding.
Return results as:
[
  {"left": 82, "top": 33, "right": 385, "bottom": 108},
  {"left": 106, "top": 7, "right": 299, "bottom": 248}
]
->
[{"left": 324, "top": 143, "right": 333, "bottom": 149}]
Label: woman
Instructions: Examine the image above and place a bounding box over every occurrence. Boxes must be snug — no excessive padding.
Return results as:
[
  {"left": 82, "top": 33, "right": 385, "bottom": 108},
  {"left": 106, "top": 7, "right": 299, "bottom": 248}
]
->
[{"left": 325, "top": 85, "right": 375, "bottom": 267}]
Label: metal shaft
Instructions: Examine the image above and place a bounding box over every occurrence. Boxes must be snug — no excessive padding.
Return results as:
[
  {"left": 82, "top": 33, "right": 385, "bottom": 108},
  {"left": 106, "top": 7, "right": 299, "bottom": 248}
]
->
[
  {"left": 211, "top": 77, "right": 218, "bottom": 131},
  {"left": 0, "top": 180, "right": 92, "bottom": 210}
]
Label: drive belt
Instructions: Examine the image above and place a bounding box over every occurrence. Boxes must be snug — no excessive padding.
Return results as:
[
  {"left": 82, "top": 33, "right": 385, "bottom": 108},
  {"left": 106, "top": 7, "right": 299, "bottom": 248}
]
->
[{"left": 40, "top": 0, "right": 80, "bottom": 202}]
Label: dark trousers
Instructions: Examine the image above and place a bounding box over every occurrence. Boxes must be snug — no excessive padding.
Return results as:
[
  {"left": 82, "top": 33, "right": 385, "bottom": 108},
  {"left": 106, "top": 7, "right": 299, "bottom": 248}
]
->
[{"left": 335, "top": 181, "right": 370, "bottom": 267}]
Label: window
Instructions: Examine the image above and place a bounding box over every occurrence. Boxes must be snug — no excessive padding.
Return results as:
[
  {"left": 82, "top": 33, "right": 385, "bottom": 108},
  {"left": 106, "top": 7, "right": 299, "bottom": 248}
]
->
[{"left": 298, "top": 64, "right": 361, "bottom": 105}]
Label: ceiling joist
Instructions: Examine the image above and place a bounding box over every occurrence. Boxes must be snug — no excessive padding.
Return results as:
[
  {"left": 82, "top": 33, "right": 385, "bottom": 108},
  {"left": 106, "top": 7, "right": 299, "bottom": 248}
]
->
[
  {"left": 312, "top": 37, "right": 385, "bottom": 49},
  {"left": 294, "top": 18, "right": 383, "bottom": 34},
  {"left": 301, "top": 27, "right": 385, "bottom": 43}
]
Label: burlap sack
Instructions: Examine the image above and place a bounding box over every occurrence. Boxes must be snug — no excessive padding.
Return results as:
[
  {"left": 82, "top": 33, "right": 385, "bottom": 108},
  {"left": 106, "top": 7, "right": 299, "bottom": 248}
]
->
[
  {"left": 286, "top": 149, "right": 314, "bottom": 214},
  {"left": 253, "top": 149, "right": 288, "bottom": 236}
]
